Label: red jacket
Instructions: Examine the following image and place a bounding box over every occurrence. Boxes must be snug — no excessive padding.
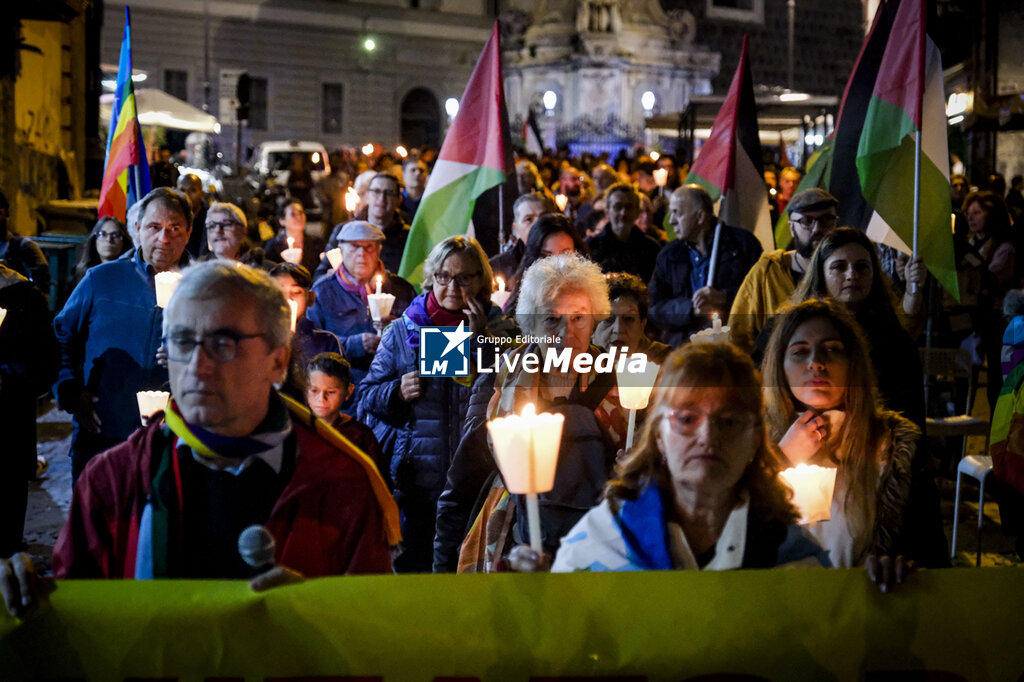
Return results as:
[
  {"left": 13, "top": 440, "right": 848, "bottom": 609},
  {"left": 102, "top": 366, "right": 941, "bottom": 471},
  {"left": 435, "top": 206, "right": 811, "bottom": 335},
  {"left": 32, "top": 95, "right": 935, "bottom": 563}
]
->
[{"left": 53, "top": 406, "right": 396, "bottom": 578}]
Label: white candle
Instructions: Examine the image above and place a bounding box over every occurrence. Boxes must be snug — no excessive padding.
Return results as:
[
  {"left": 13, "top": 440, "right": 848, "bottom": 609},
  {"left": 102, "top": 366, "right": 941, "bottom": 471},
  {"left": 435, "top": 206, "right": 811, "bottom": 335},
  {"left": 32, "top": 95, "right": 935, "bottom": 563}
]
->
[
  {"left": 616, "top": 357, "right": 661, "bottom": 451},
  {"left": 154, "top": 271, "right": 183, "bottom": 308},
  {"left": 712, "top": 312, "right": 722, "bottom": 333},
  {"left": 490, "top": 277, "right": 511, "bottom": 309},
  {"left": 0, "top": 307, "right": 6, "bottom": 329},
  {"left": 778, "top": 463, "right": 838, "bottom": 524},
  {"left": 375, "top": 274, "right": 383, "bottom": 296},
  {"left": 555, "top": 194, "right": 568, "bottom": 212},
  {"left": 287, "top": 236, "right": 295, "bottom": 249},
  {"left": 288, "top": 299, "right": 299, "bottom": 332},
  {"left": 487, "top": 402, "right": 564, "bottom": 553},
  {"left": 367, "top": 291, "right": 396, "bottom": 332},
  {"left": 326, "top": 247, "right": 343, "bottom": 270},
  {"left": 345, "top": 187, "right": 359, "bottom": 212},
  {"left": 136, "top": 390, "right": 169, "bottom": 423},
  {"left": 653, "top": 168, "right": 669, "bottom": 187}
]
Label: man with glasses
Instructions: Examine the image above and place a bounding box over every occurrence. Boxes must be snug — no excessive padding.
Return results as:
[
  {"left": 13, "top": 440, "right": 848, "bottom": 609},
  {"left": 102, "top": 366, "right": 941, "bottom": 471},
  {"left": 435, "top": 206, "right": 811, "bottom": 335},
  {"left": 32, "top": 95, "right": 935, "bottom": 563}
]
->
[
  {"left": 1, "top": 261, "right": 397, "bottom": 617},
  {"left": 54, "top": 187, "right": 194, "bottom": 481},
  {"left": 307, "top": 221, "right": 414, "bottom": 408},
  {"left": 728, "top": 188, "right": 840, "bottom": 352},
  {"left": 365, "top": 173, "right": 409, "bottom": 273}
]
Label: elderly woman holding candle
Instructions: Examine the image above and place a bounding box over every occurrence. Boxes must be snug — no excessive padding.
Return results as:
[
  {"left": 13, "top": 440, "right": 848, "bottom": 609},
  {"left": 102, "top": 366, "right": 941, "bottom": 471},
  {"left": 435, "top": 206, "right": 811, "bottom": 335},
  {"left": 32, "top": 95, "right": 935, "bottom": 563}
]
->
[
  {"left": 546, "top": 342, "right": 829, "bottom": 573},
  {"left": 762, "top": 299, "right": 927, "bottom": 590},
  {"left": 433, "top": 253, "right": 626, "bottom": 572},
  {"left": 359, "top": 235, "right": 517, "bottom": 572}
]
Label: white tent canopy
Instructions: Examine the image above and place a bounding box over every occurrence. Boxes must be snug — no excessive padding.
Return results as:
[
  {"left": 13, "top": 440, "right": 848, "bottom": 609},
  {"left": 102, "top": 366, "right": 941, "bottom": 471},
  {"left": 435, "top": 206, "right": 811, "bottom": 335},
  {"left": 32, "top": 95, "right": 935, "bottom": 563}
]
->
[{"left": 100, "top": 88, "right": 221, "bottom": 134}]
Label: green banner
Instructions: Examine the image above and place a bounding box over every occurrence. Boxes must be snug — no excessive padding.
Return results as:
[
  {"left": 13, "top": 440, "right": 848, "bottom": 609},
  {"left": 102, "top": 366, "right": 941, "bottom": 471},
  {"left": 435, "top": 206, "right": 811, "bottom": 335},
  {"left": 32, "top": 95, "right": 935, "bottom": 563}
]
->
[{"left": 2, "top": 568, "right": 1023, "bottom": 680}]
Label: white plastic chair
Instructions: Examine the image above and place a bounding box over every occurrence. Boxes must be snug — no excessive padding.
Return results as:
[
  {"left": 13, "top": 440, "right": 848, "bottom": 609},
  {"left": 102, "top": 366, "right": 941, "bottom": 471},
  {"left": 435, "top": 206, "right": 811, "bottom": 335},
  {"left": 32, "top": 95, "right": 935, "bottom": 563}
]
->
[{"left": 951, "top": 454, "right": 994, "bottom": 566}]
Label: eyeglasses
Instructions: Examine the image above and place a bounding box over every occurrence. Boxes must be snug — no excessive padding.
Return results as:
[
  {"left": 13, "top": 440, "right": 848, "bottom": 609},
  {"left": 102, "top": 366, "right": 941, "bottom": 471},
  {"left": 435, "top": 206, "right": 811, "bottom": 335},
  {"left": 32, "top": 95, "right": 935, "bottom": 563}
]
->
[
  {"left": 205, "top": 221, "right": 241, "bottom": 232},
  {"left": 664, "top": 407, "right": 756, "bottom": 437},
  {"left": 97, "top": 231, "right": 123, "bottom": 241},
  {"left": 433, "top": 271, "right": 480, "bottom": 287},
  {"left": 163, "top": 331, "right": 266, "bottom": 363},
  {"left": 367, "top": 188, "right": 399, "bottom": 199},
  {"left": 341, "top": 241, "right": 380, "bottom": 253},
  {"left": 790, "top": 214, "right": 838, "bottom": 230}
]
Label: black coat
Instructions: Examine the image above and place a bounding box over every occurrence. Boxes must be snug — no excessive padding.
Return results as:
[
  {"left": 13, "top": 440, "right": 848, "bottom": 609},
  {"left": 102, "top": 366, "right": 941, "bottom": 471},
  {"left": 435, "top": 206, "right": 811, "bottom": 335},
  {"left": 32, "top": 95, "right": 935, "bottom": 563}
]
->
[{"left": 647, "top": 224, "right": 763, "bottom": 347}]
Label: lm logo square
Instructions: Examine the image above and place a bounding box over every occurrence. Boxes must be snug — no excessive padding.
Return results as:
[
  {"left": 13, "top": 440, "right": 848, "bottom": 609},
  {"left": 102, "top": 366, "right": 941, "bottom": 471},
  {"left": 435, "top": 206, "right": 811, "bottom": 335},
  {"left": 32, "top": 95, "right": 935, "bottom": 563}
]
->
[{"left": 419, "top": 321, "right": 472, "bottom": 377}]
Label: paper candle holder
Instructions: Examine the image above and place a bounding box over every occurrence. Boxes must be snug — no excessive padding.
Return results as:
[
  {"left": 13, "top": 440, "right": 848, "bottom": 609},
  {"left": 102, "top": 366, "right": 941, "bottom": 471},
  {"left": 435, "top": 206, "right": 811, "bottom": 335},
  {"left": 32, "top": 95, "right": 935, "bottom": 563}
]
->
[
  {"left": 367, "top": 293, "right": 396, "bottom": 322},
  {"left": 281, "top": 248, "right": 303, "bottom": 265},
  {"left": 0, "top": 307, "right": 7, "bottom": 329},
  {"left": 487, "top": 403, "right": 564, "bottom": 495},
  {"left": 154, "top": 271, "right": 183, "bottom": 308},
  {"left": 326, "top": 248, "right": 343, "bottom": 270},
  {"left": 778, "top": 463, "right": 838, "bottom": 524},
  {"left": 615, "top": 358, "right": 661, "bottom": 410},
  {"left": 136, "top": 390, "right": 170, "bottom": 420},
  {"left": 490, "top": 277, "right": 511, "bottom": 309}
]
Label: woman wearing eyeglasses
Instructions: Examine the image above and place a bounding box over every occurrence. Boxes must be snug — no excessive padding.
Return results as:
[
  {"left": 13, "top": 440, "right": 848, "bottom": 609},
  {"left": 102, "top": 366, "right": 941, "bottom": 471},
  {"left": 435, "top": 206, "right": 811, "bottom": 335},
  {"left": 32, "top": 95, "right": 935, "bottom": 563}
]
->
[
  {"left": 359, "top": 235, "right": 517, "bottom": 572},
  {"left": 547, "top": 342, "right": 828, "bottom": 572},
  {"left": 74, "top": 217, "right": 131, "bottom": 284}
]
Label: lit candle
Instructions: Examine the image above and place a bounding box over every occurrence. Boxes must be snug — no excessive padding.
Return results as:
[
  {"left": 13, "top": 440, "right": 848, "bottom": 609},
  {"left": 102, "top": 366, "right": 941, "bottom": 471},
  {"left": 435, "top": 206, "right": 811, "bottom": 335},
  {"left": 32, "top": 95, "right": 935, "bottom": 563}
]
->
[
  {"left": 281, "top": 236, "right": 303, "bottom": 264},
  {"left": 616, "top": 356, "right": 661, "bottom": 451},
  {"left": 154, "top": 271, "right": 183, "bottom": 308},
  {"left": 712, "top": 312, "right": 722, "bottom": 333},
  {"left": 345, "top": 187, "right": 359, "bottom": 213},
  {"left": 367, "top": 275, "right": 396, "bottom": 333},
  {"left": 0, "top": 307, "right": 7, "bottom": 329},
  {"left": 288, "top": 299, "right": 299, "bottom": 332},
  {"left": 490, "top": 276, "right": 511, "bottom": 310},
  {"left": 778, "top": 463, "right": 838, "bottom": 524},
  {"left": 287, "top": 236, "right": 295, "bottom": 249},
  {"left": 396, "top": 145, "right": 408, "bottom": 158},
  {"left": 653, "top": 168, "right": 669, "bottom": 187},
  {"left": 555, "top": 193, "right": 568, "bottom": 212},
  {"left": 136, "top": 390, "right": 169, "bottom": 424},
  {"left": 375, "top": 274, "right": 383, "bottom": 296},
  {"left": 487, "top": 402, "right": 564, "bottom": 553},
  {"left": 326, "top": 247, "right": 343, "bottom": 270}
]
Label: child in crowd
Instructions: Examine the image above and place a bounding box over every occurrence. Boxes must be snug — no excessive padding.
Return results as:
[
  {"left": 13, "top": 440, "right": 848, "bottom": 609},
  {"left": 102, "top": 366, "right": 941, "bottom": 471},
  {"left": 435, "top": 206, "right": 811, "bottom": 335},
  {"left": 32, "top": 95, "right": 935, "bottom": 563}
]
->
[
  {"left": 306, "top": 352, "right": 389, "bottom": 487},
  {"left": 270, "top": 263, "right": 342, "bottom": 398}
]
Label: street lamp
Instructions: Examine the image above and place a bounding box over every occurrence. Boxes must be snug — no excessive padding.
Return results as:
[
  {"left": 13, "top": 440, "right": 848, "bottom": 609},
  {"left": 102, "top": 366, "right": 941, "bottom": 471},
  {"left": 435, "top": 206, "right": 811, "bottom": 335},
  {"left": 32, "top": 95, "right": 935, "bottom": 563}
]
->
[
  {"left": 641, "top": 90, "right": 656, "bottom": 114},
  {"left": 542, "top": 90, "right": 557, "bottom": 113},
  {"left": 445, "top": 97, "right": 460, "bottom": 118}
]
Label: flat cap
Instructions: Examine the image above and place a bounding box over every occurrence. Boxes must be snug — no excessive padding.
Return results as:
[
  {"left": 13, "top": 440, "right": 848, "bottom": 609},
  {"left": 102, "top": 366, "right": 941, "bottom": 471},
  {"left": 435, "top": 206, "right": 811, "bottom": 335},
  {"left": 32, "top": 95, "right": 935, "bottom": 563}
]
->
[
  {"left": 786, "top": 188, "right": 839, "bottom": 215},
  {"left": 337, "top": 220, "right": 386, "bottom": 242}
]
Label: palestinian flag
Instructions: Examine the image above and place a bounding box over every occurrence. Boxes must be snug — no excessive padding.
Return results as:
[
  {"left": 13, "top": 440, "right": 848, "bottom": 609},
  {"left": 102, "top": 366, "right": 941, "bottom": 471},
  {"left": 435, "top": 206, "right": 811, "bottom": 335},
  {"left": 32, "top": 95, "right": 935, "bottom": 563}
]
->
[
  {"left": 98, "top": 7, "right": 150, "bottom": 221},
  {"left": 684, "top": 35, "right": 773, "bottom": 250},
  {"left": 854, "top": 0, "right": 957, "bottom": 298},
  {"left": 399, "top": 23, "right": 510, "bottom": 285}
]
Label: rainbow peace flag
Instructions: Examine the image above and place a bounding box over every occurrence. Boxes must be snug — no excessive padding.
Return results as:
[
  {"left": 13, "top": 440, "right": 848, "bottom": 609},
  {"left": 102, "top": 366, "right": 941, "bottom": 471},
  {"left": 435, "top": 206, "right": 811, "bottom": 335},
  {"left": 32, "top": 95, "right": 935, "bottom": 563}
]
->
[{"left": 98, "top": 7, "right": 150, "bottom": 221}]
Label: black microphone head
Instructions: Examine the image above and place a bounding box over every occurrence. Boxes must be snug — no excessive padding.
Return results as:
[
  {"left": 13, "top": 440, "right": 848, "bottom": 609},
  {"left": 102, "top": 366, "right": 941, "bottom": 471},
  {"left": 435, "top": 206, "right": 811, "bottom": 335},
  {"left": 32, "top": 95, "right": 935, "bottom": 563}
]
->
[{"left": 238, "top": 524, "right": 276, "bottom": 570}]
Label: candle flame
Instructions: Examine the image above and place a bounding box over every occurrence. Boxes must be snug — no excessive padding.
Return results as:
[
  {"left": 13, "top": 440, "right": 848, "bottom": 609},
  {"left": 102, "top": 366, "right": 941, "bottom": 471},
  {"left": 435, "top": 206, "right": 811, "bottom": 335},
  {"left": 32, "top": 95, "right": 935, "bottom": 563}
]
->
[
  {"left": 345, "top": 186, "right": 359, "bottom": 212},
  {"left": 496, "top": 276, "right": 504, "bottom": 291},
  {"left": 362, "top": 143, "right": 374, "bottom": 155},
  {"left": 555, "top": 194, "right": 568, "bottom": 211},
  {"left": 287, "top": 236, "right": 295, "bottom": 248},
  {"left": 396, "top": 145, "right": 408, "bottom": 158},
  {"left": 653, "top": 168, "right": 668, "bottom": 187},
  {"left": 522, "top": 402, "right": 536, "bottom": 418}
]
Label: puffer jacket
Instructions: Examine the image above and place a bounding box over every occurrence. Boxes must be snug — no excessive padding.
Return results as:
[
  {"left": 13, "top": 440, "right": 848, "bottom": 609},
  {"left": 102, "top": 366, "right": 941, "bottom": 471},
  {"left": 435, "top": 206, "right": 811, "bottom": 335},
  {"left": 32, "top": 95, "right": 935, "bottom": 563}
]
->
[{"left": 358, "top": 298, "right": 517, "bottom": 498}]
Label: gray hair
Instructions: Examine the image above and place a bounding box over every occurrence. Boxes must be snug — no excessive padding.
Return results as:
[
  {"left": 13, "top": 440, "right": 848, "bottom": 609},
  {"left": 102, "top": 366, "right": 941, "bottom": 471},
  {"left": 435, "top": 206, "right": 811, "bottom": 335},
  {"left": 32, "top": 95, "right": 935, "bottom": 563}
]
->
[
  {"left": 165, "top": 260, "right": 291, "bottom": 350},
  {"left": 125, "top": 201, "right": 143, "bottom": 248},
  {"left": 515, "top": 253, "right": 610, "bottom": 332},
  {"left": 206, "top": 201, "right": 246, "bottom": 230},
  {"left": 421, "top": 235, "right": 494, "bottom": 302},
  {"left": 513, "top": 192, "right": 547, "bottom": 219}
]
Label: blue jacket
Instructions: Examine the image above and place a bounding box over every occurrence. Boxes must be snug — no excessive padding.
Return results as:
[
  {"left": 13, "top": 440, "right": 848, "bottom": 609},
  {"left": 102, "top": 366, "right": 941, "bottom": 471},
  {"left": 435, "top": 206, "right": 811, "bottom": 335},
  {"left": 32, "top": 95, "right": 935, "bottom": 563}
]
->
[
  {"left": 306, "top": 271, "right": 415, "bottom": 378},
  {"left": 647, "top": 224, "right": 762, "bottom": 346},
  {"left": 358, "top": 294, "right": 512, "bottom": 498},
  {"left": 53, "top": 249, "right": 174, "bottom": 442}
]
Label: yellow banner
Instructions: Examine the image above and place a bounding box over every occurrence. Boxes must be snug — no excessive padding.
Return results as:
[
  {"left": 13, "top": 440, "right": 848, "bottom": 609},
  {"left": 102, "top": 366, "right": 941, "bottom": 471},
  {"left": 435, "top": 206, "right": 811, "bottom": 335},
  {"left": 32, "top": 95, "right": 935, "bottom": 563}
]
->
[{"left": 2, "top": 568, "right": 1023, "bottom": 681}]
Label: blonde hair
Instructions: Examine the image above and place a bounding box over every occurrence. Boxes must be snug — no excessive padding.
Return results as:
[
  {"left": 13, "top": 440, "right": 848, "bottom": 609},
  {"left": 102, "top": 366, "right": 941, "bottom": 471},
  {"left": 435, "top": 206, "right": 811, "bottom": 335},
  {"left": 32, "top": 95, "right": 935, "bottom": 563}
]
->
[
  {"left": 420, "top": 235, "right": 494, "bottom": 304},
  {"left": 610, "top": 343, "right": 797, "bottom": 526}
]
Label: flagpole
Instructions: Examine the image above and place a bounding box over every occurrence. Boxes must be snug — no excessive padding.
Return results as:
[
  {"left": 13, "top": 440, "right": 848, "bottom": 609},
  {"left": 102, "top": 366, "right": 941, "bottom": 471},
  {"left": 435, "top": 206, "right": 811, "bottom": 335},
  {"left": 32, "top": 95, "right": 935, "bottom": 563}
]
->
[
  {"left": 910, "top": 132, "right": 921, "bottom": 295},
  {"left": 706, "top": 220, "right": 722, "bottom": 289}
]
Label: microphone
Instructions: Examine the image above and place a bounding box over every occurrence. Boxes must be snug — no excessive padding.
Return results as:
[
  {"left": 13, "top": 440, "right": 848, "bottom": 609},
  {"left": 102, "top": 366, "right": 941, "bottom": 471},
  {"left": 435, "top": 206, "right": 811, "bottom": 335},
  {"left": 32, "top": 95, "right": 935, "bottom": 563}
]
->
[{"left": 238, "top": 524, "right": 276, "bottom": 575}]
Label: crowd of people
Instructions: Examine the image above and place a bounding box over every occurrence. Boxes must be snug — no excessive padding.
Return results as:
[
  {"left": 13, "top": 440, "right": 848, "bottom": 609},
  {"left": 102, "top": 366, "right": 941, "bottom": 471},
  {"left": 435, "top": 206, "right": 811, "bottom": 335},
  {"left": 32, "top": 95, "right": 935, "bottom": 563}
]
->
[{"left": 2, "top": 145, "right": 1024, "bottom": 618}]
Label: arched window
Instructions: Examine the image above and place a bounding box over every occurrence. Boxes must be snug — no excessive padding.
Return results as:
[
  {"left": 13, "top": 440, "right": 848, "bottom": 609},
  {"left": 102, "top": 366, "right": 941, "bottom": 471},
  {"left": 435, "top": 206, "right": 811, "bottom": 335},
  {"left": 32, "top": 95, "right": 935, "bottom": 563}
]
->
[{"left": 400, "top": 88, "right": 441, "bottom": 149}]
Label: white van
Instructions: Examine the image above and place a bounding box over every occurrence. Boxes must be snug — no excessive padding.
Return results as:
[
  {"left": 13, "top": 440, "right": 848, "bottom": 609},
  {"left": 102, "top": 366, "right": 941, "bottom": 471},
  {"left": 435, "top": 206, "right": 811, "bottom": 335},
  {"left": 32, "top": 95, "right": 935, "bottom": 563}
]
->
[{"left": 253, "top": 140, "right": 331, "bottom": 184}]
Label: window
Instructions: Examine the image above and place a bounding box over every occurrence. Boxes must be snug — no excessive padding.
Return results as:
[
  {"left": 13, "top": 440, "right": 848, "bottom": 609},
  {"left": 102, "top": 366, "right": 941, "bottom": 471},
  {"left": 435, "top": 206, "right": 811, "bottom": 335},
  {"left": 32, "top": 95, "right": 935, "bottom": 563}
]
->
[
  {"left": 249, "top": 77, "right": 268, "bottom": 130},
  {"left": 164, "top": 69, "right": 188, "bottom": 102},
  {"left": 706, "top": 0, "right": 764, "bottom": 24},
  {"left": 322, "top": 83, "right": 343, "bottom": 134}
]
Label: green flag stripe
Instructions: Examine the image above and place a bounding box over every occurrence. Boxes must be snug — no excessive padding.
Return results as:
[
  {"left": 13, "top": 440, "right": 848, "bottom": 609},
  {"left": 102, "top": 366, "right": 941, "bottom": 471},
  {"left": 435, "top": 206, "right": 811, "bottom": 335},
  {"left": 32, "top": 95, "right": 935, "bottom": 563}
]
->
[
  {"left": 398, "top": 165, "right": 506, "bottom": 286},
  {"left": 856, "top": 97, "right": 957, "bottom": 298}
]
